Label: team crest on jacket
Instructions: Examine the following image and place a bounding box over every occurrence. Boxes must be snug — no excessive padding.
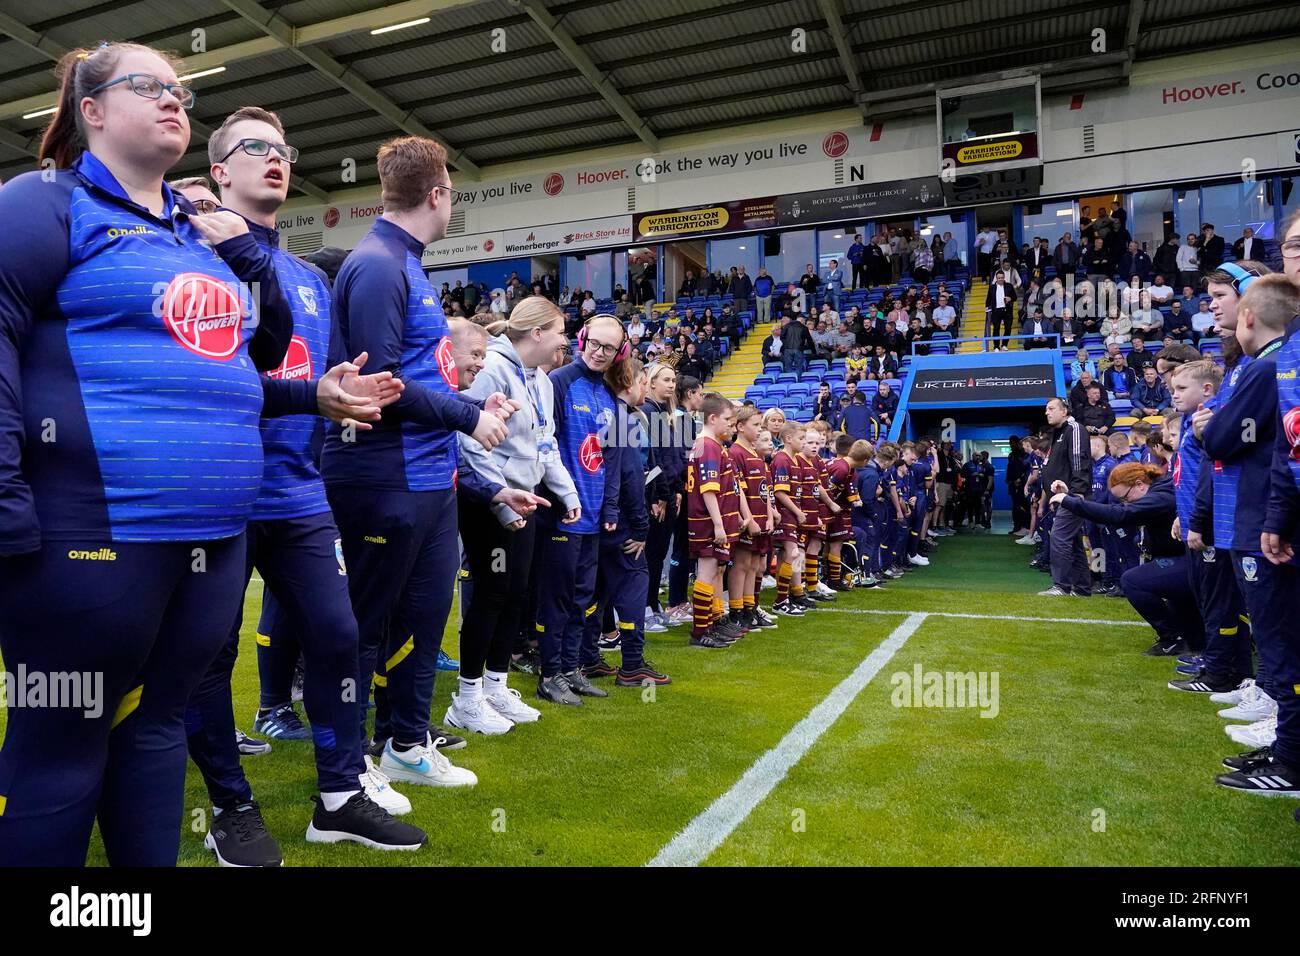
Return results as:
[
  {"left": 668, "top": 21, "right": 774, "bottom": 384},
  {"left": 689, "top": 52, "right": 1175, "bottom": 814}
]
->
[
  {"left": 1241, "top": 556, "right": 1258, "bottom": 582},
  {"left": 435, "top": 336, "right": 459, "bottom": 389},
  {"left": 579, "top": 433, "right": 603, "bottom": 473},
  {"left": 297, "top": 286, "right": 319, "bottom": 316},
  {"left": 266, "top": 335, "right": 313, "bottom": 380},
  {"left": 162, "top": 272, "right": 245, "bottom": 360},
  {"left": 1284, "top": 406, "right": 1300, "bottom": 462}
]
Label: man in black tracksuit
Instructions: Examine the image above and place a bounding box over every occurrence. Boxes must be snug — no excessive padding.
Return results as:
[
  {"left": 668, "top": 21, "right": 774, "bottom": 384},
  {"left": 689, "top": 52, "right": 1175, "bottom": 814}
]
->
[{"left": 1041, "top": 397, "right": 1093, "bottom": 595}]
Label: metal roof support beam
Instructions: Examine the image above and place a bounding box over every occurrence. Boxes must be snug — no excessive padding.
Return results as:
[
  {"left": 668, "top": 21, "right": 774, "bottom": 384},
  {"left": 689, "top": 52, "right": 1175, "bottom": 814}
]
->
[
  {"left": 816, "top": 0, "right": 866, "bottom": 118},
  {"left": 216, "top": 0, "right": 481, "bottom": 179},
  {"left": 1123, "top": 0, "right": 1145, "bottom": 77},
  {"left": 508, "top": 0, "right": 660, "bottom": 152}
]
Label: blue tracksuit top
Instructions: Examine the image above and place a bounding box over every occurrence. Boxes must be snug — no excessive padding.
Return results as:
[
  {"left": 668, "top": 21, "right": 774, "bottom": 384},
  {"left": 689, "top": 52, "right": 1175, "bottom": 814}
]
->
[
  {"left": 320, "top": 218, "right": 482, "bottom": 492},
  {"left": 1173, "top": 416, "right": 1204, "bottom": 543},
  {"left": 246, "top": 219, "right": 333, "bottom": 521},
  {"left": 549, "top": 353, "right": 614, "bottom": 535},
  {"left": 1202, "top": 342, "right": 1283, "bottom": 554},
  {"left": 0, "top": 152, "right": 293, "bottom": 553},
  {"left": 1266, "top": 318, "right": 1300, "bottom": 542}
]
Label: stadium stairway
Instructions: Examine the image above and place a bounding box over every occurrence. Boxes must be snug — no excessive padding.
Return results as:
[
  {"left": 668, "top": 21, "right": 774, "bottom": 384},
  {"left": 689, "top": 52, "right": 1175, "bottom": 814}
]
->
[
  {"left": 710, "top": 325, "right": 770, "bottom": 401},
  {"left": 958, "top": 278, "right": 988, "bottom": 353}
]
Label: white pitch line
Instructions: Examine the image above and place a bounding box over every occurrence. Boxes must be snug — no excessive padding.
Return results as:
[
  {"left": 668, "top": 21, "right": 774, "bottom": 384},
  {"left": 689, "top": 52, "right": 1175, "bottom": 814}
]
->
[
  {"left": 647, "top": 612, "right": 929, "bottom": 868},
  {"left": 819, "top": 607, "right": 1150, "bottom": 628}
]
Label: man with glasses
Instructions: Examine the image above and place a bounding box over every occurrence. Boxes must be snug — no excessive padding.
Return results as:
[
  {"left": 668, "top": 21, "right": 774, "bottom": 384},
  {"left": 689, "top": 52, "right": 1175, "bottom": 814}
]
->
[
  {"left": 179, "top": 107, "right": 438, "bottom": 863},
  {"left": 321, "top": 137, "right": 517, "bottom": 794}
]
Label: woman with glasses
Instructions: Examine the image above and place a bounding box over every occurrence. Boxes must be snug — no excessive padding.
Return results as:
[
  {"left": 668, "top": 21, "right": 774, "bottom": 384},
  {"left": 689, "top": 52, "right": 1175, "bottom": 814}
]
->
[{"left": 0, "top": 42, "right": 293, "bottom": 866}]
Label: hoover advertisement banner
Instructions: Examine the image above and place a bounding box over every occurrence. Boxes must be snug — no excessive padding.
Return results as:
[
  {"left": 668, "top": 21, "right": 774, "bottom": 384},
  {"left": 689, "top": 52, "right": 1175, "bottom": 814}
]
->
[
  {"left": 908, "top": 359, "right": 1057, "bottom": 407},
  {"left": 777, "top": 177, "right": 944, "bottom": 225}
]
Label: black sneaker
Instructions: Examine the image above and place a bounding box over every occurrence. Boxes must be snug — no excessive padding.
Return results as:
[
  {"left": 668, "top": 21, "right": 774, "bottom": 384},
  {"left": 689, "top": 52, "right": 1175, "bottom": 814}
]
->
[
  {"left": 1215, "top": 759, "right": 1300, "bottom": 796},
  {"left": 1143, "top": 639, "right": 1187, "bottom": 657},
  {"left": 748, "top": 607, "right": 778, "bottom": 629},
  {"left": 727, "top": 610, "right": 752, "bottom": 633},
  {"left": 713, "top": 619, "right": 746, "bottom": 641},
  {"left": 829, "top": 579, "right": 855, "bottom": 592},
  {"left": 365, "top": 737, "right": 385, "bottom": 759},
  {"left": 616, "top": 661, "right": 672, "bottom": 686},
  {"left": 793, "top": 594, "right": 819, "bottom": 610},
  {"left": 580, "top": 656, "right": 618, "bottom": 679},
  {"left": 235, "top": 729, "right": 271, "bottom": 757},
  {"left": 428, "top": 725, "right": 467, "bottom": 751},
  {"left": 204, "top": 801, "right": 283, "bottom": 867},
  {"left": 563, "top": 669, "right": 609, "bottom": 698},
  {"left": 1168, "top": 670, "right": 1243, "bottom": 694},
  {"left": 536, "top": 674, "right": 582, "bottom": 706},
  {"left": 1223, "top": 746, "right": 1273, "bottom": 772},
  {"left": 772, "top": 599, "right": 806, "bottom": 617},
  {"left": 305, "top": 793, "right": 427, "bottom": 851},
  {"left": 510, "top": 650, "right": 542, "bottom": 675},
  {"left": 1092, "top": 584, "right": 1117, "bottom": 597},
  {"left": 689, "top": 630, "right": 731, "bottom": 649},
  {"left": 596, "top": 632, "right": 621, "bottom": 652}
]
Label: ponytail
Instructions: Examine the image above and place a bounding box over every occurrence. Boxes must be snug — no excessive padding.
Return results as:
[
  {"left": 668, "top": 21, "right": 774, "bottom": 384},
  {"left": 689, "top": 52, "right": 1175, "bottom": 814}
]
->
[{"left": 39, "top": 42, "right": 183, "bottom": 169}]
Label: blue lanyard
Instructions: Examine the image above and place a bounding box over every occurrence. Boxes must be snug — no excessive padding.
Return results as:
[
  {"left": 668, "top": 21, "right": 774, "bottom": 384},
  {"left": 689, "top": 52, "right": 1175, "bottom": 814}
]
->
[{"left": 515, "top": 363, "right": 546, "bottom": 431}]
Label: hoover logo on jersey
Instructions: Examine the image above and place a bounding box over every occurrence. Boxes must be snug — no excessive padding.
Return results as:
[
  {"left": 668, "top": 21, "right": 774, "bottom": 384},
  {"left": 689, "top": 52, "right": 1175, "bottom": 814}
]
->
[
  {"left": 579, "top": 433, "right": 604, "bottom": 473},
  {"left": 435, "top": 336, "right": 459, "bottom": 389},
  {"left": 1283, "top": 406, "right": 1300, "bottom": 462},
  {"left": 162, "top": 273, "right": 245, "bottom": 360},
  {"left": 266, "top": 335, "right": 313, "bottom": 380}
]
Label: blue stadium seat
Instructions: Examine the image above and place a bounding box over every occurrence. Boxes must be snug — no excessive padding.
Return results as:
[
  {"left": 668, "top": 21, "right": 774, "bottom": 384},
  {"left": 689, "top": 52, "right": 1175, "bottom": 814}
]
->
[
  {"left": 763, "top": 362, "right": 782, "bottom": 374},
  {"left": 753, "top": 373, "right": 775, "bottom": 386},
  {"left": 776, "top": 371, "right": 798, "bottom": 383},
  {"left": 799, "top": 371, "right": 822, "bottom": 383}
]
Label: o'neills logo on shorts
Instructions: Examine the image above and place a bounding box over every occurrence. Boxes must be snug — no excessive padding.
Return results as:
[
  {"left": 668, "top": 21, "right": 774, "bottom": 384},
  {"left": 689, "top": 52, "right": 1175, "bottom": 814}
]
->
[
  {"left": 266, "top": 335, "right": 313, "bottom": 380},
  {"left": 162, "top": 273, "right": 244, "bottom": 360},
  {"left": 435, "top": 335, "right": 459, "bottom": 389},
  {"left": 67, "top": 547, "right": 116, "bottom": 561},
  {"left": 579, "top": 433, "right": 603, "bottom": 474}
]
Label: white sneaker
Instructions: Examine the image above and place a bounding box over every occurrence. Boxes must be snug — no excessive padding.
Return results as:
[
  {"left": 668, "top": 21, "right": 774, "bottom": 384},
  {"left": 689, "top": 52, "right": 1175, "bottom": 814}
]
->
[
  {"left": 380, "top": 736, "right": 478, "bottom": 788},
  {"left": 1038, "top": 586, "right": 1069, "bottom": 596},
  {"left": 485, "top": 686, "right": 541, "bottom": 724},
  {"left": 360, "top": 755, "right": 411, "bottom": 816},
  {"left": 908, "top": 554, "right": 930, "bottom": 566},
  {"left": 1210, "top": 677, "right": 1255, "bottom": 706},
  {"left": 815, "top": 581, "right": 836, "bottom": 597},
  {"left": 1015, "top": 533, "right": 1040, "bottom": 545},
  {"left": 1225, "top": 715, "right": 1277, "bottom": 748},
  {"left": 1218, "top": 683, "right": 1276, "bottom": 722},
  {"left": 761, "top": 574, "right": 777, "bottom": 590},
  {"left": 445, "top": 693, "right": 514, "bottom": 736}
]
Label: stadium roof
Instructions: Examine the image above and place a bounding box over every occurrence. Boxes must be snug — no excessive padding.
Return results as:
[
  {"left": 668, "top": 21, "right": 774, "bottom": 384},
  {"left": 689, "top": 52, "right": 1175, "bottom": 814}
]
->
[{"left": 1, "top": 0, "right": 1297, "bottom": 196}]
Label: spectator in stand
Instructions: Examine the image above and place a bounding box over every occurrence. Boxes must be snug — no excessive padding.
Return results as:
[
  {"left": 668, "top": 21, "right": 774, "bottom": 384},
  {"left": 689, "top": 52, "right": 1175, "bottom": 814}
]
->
[
  {"left": 975, "top": 225, "right": 998, "bottom": 281},
  {"left": 753, "top": 266, "right": 774, "bottom": 324},
  {"left": 984, "top": 268, "right": 1016, "bottom": 351},
  {"left": 847, "top": 233, "right": 868, "bottom": 289},
  {"left": 1128, "top": 335, "right": 1156, "bottom": 374},
  {"left": 868, "top": 344, "right": 898, "bottom": 380},
  {"left": 785, "top": 281, "right": 807, "bottom": 316},
  {"left": 911, "top": 242, "right": 934, "bottom": 283},
  {"left": 761, "top": 321, "right": 783, "bottom": 367},
  {"left": 1084, "top": 236, "right": 1114, "bottom": 286},
  {"left": 1022, "top": 277, "right": 1045, "bottom": 321},
  {"left": 845, "top": 346, "right": 868, "bottom": 383},
  {"left": 678, "top": 341, "right": 709, "bottom": 383},
  {"left": 1176, "top": 232, "right": 1200, "bottom": 291},
  {"left": 717, "top": 304, "right": 740, "bottom": 350},
  {"left": 490, "top": 287, "right": 507, "bottom": 315},
  {"left": 1131, "top": 365, "right": 1172, "bottom": 417},
  {"left": 679, "top": 269, "right": 698, "bottom": 299},
  {"left": 906, "top": 316, "right": 930, "bottom": 356},
  {"left": 1146, "top": 274, "right": 1174, "bottom": 305},
  {"left": 1102, "top": 351, "right": 1136, "bottom": 400},
  {"left": 872, "top": 379, "right": 898, "bottom": 430},
  {"left": 1101, "top": 306, "right": 1131, "bottom": 348},
  {"left": 1129, "top": 293, "right": 1162, "bottom": 342},
  {"left": 1054, "top": 232, "right": 1080, "bottom": 279},
  {"left": 865, "top": 234, "right": 890, "bottom": 287},
  {"left": 1164, "top": 299, "right": 1192, "bottom": 341},
  {"left": 1079, "top": 384, "right": 1116, "bottom": 436},
  {"left": 1070, "top": 347, "right": 1097, "bottom": 383},
  {"left": 1022, "top": 308, "right": 1059, "bottom": 350},
  {"left": 540, "top": 268, "right": 558, "bottom": 300},
  {"left": 812, "top": 381, "right": 836, "bottom": 422},
  {"left": 1151, "top": 235, "right": 1180, "bottom": 283},
  {"left": 1198, "top": 222, "right": 1225, "bottom": 275},
  {"left": 1069, "top": 370, "right": 1097, "bottom": 413},
  {"left": 780, "top": 312, "right": 814, "bottom": 373},
  {"left": 824, "top": 258, "right": 844, "bottom": 312},
  {"left": 729, "top": 264, "right": 753, "bottom": 316},
  {"left": 942, "top": 231, "right": 962, "bottom": 280},
  {"left": 887, "top": 299, "right": 909, "bottom": 332},
  {"left": 1190, "top": 298, "right": 1217, "bottom": 343},
  {"left": 799, "top": 263, "right": 820, "bottom": 302},
  {"left": 698, "top": 322, "right": 721, "bottom": 367},
  {"left": 810, "top": 318, "right": 834, "bottom": 361},
  {"left": 1118, "top": 241, "right": 1152, "bottom": 284},
  {"left": 1231, "top": 225, "right": 1261, "bottom": 262},
  {"left": 932, "top": 293, "right": 957, "bottom": 336}
]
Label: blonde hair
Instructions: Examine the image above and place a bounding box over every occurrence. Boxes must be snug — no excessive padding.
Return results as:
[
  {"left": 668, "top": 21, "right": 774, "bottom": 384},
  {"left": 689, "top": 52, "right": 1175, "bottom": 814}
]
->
[{"left": 489, "top": 295, "right": 563, "bottom": 340}]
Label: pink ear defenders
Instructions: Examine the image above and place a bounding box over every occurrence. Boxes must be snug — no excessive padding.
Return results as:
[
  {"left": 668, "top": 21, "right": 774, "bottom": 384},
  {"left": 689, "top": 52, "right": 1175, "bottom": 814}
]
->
[{"left": 576, "top": 315, "right": 630, "bottom": 361}]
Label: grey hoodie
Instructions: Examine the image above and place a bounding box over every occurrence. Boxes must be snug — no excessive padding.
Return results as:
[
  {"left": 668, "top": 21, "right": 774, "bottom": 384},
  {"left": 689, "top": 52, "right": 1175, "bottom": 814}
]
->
[{"left": 459, "top": 334, "right": 580, "bottom": 526}]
